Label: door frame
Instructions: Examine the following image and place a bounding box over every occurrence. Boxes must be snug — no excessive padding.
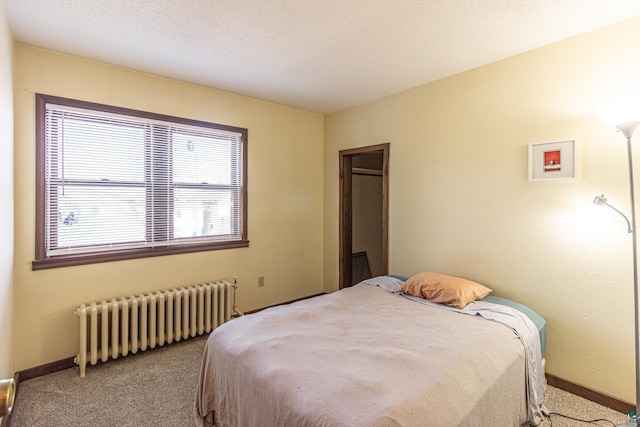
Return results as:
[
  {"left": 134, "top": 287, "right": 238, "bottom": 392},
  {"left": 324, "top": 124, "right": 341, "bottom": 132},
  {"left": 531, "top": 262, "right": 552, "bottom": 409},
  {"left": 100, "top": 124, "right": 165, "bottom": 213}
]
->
[{"left": 339, "top": 143, "right": 389, "bottom": 289}]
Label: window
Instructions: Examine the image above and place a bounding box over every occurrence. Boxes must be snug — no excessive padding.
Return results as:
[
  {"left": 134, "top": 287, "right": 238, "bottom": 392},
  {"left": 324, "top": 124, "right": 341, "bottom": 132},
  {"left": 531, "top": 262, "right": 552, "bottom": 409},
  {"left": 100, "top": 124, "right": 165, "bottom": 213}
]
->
[{"left": 33, "top": 94, "right": 248, "bottom": 270}]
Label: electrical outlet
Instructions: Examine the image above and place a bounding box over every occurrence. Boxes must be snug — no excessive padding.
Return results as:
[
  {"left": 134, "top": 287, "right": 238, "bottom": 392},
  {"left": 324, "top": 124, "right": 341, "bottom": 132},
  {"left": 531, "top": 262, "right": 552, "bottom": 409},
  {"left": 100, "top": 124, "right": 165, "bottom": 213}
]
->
[{"left": 258, "top": 276, "right": 265, "bottom": 287}]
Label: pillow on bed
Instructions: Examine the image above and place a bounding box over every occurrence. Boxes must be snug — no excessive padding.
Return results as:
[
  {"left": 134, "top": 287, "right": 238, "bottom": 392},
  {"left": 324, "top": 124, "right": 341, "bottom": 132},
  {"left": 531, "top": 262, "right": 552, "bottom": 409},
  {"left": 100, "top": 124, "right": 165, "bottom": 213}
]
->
[{"left": 401, "top": 272, "right": 492, "bottom": 309}]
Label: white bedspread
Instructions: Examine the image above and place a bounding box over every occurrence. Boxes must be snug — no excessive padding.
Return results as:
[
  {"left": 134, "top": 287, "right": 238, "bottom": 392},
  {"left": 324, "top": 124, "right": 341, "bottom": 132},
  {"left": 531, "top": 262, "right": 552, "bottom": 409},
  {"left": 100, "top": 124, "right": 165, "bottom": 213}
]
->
[
  {"left": 395, "top": 287, "right": 547, "bottom": 424},
  {"left": 195, "top": 281, "right": 543, "bottom": 426},
  {"left": 368, "top": 275, "right": 547, "bottom": 423}
]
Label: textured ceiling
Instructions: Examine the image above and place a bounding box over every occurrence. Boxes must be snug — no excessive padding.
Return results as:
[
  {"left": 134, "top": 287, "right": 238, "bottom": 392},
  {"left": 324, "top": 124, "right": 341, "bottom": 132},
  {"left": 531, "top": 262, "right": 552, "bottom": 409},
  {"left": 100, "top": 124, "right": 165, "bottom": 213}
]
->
[{"left": 2, "top": 0, "right": 640, "bottom": 114}]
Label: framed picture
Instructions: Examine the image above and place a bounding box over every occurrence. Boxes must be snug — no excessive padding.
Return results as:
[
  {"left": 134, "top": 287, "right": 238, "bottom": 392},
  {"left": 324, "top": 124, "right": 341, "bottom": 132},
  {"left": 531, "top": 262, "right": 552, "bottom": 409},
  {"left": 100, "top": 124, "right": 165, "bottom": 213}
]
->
[{"left": 528, "top": 139, "right": 577, "bottom": 181}]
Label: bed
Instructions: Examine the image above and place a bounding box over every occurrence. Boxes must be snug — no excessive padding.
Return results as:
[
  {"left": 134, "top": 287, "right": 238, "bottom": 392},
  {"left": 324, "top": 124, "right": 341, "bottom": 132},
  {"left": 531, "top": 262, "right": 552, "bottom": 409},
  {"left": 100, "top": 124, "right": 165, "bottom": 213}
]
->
[{"left": 194, "top": 275, "right": 548, "bottom": 427}]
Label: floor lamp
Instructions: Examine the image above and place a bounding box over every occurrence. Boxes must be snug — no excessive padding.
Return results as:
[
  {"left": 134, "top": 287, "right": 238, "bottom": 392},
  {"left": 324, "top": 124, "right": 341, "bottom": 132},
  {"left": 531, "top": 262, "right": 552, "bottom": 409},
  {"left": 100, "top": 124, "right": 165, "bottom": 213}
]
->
[{"left": 595, "top": 99, "right": 640, "bottom": 426}]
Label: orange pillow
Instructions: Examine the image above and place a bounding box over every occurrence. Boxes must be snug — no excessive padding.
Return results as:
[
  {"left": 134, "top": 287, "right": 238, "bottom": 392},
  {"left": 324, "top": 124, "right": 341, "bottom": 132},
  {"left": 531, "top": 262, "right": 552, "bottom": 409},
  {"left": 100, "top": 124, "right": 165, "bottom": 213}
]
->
[{"left": 401, "top": 272, "right": 492, "bottom": 309}]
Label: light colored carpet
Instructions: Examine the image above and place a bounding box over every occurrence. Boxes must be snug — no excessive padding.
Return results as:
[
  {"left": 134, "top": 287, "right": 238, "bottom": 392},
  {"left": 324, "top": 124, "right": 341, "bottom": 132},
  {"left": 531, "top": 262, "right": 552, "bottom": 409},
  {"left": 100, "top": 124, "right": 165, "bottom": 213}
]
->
[
  {"left": 540, "top": 386, "right": 628, "bottom": 426},
  {"left": 11, "top": 336, "right": 207, "bottom": 427},
  {"left": 9, "top": 335, "right": 630, "bottom": 426}
]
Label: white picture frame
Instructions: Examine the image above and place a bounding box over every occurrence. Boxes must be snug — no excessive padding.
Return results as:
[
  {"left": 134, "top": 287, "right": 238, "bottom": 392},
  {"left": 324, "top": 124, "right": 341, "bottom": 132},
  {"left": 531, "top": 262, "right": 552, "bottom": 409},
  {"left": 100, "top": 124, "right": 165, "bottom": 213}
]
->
[{"left": 528, "top": 139, "right": 577, "bottom": 181}]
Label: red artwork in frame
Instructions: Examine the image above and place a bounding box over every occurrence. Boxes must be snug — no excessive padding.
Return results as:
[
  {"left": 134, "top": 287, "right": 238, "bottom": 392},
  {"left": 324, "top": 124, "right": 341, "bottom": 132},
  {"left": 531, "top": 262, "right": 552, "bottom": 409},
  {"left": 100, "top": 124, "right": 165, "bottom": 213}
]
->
[{"left": 543, "top": 150, "right": 561, "bottom": 173}]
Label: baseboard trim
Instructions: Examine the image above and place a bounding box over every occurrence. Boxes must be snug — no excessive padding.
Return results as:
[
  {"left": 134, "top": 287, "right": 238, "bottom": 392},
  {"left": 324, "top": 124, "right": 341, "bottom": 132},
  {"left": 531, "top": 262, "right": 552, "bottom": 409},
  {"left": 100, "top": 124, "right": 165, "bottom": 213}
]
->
[
  {"left": 245, "top": 292, "right": 326, "bottom": 315},
  {"left": 546, "top": 373, "right": 634, "bottom": 415},
  {"left": 16, "top": 357, "right": 76, "bottom": 383}
]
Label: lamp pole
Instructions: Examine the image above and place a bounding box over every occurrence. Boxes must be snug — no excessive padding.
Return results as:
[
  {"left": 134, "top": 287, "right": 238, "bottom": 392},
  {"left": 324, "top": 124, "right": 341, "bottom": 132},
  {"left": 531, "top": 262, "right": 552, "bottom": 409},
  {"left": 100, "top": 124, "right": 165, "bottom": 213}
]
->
[
  {"left": 621, "top": 123, "right": 640, "bottom": 421},
  {"left": 596, "top": 99, "right": 640, "bottom": 425}
]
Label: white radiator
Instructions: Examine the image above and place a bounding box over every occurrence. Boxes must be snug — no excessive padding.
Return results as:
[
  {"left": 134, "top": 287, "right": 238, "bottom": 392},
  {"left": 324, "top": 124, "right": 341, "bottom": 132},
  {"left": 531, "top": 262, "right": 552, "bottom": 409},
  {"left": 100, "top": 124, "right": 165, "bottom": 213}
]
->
[{"left": 74, "top": 280, "right": 236, "bottom": 377}]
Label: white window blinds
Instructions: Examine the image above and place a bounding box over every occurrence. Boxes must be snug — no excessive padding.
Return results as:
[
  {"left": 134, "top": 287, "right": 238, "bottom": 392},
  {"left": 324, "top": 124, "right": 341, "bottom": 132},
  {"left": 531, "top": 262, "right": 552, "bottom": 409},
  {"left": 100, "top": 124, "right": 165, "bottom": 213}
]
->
[{"left": 42, "top": 100, "right": 246, "bottom": 258}]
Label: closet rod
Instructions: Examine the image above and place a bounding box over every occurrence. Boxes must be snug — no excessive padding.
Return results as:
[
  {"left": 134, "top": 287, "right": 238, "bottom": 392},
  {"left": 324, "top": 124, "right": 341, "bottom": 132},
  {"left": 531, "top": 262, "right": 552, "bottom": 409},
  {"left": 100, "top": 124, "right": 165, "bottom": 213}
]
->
[{"left": 352, "top": 167, "right": 382, "bottom": 176}]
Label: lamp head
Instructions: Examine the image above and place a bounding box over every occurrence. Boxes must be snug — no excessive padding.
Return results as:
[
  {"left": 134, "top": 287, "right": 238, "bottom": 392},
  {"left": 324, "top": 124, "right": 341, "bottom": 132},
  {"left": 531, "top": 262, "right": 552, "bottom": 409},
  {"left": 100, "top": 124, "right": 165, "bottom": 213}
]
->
[
  {"left": 596, "top": 99, "right": 640, "bottom": 139},
  {"left": 593, "top": 194, "right": 608, "bottom": 206}
]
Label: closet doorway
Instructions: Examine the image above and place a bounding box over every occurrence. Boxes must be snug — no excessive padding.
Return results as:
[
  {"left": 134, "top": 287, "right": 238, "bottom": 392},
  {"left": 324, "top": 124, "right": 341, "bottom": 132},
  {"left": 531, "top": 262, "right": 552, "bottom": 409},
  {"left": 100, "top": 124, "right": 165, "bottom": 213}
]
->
[{"left": 339, "top": 143, "right": 389, "bottom": 289}]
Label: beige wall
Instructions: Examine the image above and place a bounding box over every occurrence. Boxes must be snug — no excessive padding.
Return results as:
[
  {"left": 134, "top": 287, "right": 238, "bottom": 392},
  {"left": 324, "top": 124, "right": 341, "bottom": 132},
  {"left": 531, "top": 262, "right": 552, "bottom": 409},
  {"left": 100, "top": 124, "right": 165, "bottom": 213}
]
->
[
  {"left": 0, "top": 5, "right": 14, "bottom": 381},
  {"left": 13, "top": 45, "right": 324, "bottom": 371},
  {"left": 325, "top": 16, "right": 640, "bottom": 403}
]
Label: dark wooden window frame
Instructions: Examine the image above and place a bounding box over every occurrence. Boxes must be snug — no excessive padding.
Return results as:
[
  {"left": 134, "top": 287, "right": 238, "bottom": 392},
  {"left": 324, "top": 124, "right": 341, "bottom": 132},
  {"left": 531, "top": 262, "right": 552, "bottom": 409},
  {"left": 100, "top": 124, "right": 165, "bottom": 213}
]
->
[{"left": 33, "top": 94, "right": 249, "bottom": 270}]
